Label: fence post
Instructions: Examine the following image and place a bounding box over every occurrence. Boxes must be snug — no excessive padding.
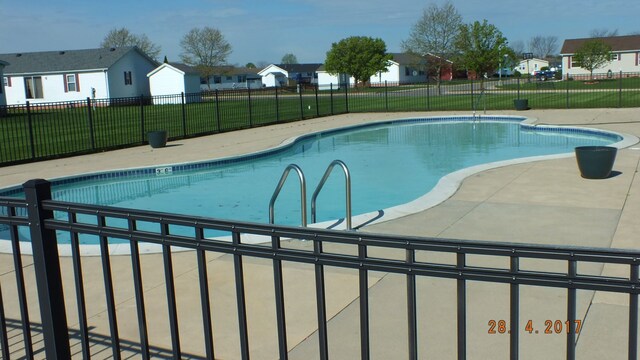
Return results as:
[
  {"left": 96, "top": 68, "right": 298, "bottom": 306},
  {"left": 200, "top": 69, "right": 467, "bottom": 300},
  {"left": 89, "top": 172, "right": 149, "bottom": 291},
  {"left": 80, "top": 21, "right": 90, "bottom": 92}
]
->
[
  {"left": 315, "top": 84, "right": 320, "bottom": 117},
  {"left": 139, "top": 94, "right": 145, "bottom": 143},
  {"left": 23, "top": 179, "right": 71, "bottom": 359},
  {"left": 299, "top": 84, "right": 304, "bottom": 120},
  {"left": 470, "top": 78, "right": 474, "bottom": 110},
  {"left": 619, "top": 71, "right": 623, "bottom": 108},
  {"left": 384, "top": 81, "right": 389, "bottom": 111},
  {"left": 26, "top": 101, "right": 36, "bottom": 160},
  {"left": 517, "top": 78, "right": 521, "bottom": 100},
  {"left": 426, "top": 76, "right": 431, "bottom": 111},
  {"left": 566, "top": 79, "right": 570, "bottom": 109},
  {"left": 330, "top": 83, "right": 334, "bottom": 115},
  {"left": 215, "top": 90, "right": 221, "bottom": 132},
  {"left": 345, "top": 82, "right": 349, "bottom": 113},
  {"left": 248, "top": 86, "right": 253, "bottom": 127},
  {"left": 181, "top": 92, "right": 187, "bottom": 137},
  {"left": 86, "top": 97, "right": 96, "bottom": 150},
  {"left": 275, "top": 86, "right": 280, "bottom": 122}
]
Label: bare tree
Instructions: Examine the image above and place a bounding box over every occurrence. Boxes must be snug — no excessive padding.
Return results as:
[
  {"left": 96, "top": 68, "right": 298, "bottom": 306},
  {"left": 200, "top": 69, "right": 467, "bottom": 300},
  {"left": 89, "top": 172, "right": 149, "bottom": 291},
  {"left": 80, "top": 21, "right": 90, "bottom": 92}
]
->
[
  {"left": 590, "top": 28, "right": 619, "bottom": 38},
  {"left": 510, "top": 40, "right": 526, "bottom": 58},
  {"left": 401, "top": 1, "right": 462, "bottom": 92},
  {"left": 528, "top": 35, "right": 559, "bottom": 59},
  {"left": 180, "top": 27, "right": 232, "bottom": 89},
  {"left": 100, "top": 27, "right": 161, "bottom": 60}
]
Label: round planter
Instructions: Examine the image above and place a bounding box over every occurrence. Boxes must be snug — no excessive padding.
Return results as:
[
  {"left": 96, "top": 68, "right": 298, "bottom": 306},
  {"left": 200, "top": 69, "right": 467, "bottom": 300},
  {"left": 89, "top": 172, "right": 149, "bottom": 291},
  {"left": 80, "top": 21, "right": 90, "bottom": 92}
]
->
[
  {"left": 148, "top": 130, "right": 168, "bottom": 148},
  {"left": 513, "top": 99, "right": 529, "bottom": 111},
  {"left": 575, "top": 146, "right": 617, "bottom": 179}
]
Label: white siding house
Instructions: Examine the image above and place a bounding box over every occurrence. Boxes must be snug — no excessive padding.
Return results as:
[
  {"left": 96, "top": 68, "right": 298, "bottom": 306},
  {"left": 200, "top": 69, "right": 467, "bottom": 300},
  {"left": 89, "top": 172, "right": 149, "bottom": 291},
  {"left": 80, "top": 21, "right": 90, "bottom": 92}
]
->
[
  {"left": 200, "top": 67, "right": 262, "bottom": 90},
  {"left": 515, "top": 58, "right": 549, "bottom": 75},
  {"left": 147, "top": 62, "right": 202, "bottom": 104},
  {"left": 258, "top": 63, "right": 322, "bottom": 87},
  {"left": 561, "top": 35, "right": 640, "bottom": 79},
  {"left": 0, "top": 47, "right": 158, "bottom": 105}
]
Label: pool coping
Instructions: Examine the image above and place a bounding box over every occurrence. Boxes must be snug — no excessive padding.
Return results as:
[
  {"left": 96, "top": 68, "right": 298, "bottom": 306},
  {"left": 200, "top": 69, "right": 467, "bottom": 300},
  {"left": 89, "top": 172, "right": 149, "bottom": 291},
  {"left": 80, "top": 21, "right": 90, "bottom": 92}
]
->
[{"left": 1, "top": 115, "right": 637, "bottom": 256}]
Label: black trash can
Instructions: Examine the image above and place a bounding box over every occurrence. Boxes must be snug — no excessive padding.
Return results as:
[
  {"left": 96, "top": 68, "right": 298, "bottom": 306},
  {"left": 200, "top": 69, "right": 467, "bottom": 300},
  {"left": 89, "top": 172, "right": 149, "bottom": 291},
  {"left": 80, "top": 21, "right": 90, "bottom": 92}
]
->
[
  {"left": 575, "top": 146, "right": 617, "bottom": 179},
  {"left": 148, "top": 130, "right": 168, "bottom": 148},
  {"left": 513, "top": 99, "right": 529, "bottom": 111}
]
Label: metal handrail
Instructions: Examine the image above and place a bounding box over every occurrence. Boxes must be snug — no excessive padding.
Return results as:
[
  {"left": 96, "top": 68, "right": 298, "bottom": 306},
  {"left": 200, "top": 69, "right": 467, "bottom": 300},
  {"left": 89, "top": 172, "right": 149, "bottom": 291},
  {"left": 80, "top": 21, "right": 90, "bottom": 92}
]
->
[
  {"left": 268, "top": 164, "right": 307, "bottom": 226},
  {"left": 311, "top": 160, "right": 352, "bottom": 230},
  {"left": 472, "top": 87, "right": 486, "bottom": 120}
]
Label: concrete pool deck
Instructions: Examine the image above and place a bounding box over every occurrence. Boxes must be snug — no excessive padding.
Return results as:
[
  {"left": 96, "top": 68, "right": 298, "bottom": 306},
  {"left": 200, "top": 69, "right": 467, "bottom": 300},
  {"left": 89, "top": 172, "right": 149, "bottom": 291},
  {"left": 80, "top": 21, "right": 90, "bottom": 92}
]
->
[{"left": 1, "top": 108, "right": 640, "bottom": 359}]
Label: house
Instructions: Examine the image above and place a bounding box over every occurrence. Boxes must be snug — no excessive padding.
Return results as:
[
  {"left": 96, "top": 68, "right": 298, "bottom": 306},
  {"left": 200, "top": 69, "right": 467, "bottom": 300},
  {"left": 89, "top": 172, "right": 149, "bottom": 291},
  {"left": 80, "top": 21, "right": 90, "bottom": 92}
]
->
[
  {"left": 316, "top": 53, "right": 453, "bottom": 90},
  {"left": 200, "top": 66, "right": 263, "bottom": 90},
  {"left": 147, "top": 62, "right": 202, "bottom": 104},
  {"left": 561, "top": 35, "right": 640, "bottom": 79},
  {"left": 0, "top": 60, "right": 8, "bottom": 108},
  {"left": 0, "top": 46, "right": 158, "bottom": 105},
  {"left": 258, "top": 63, "right": 322, "bottom": 87},
  {"left": 515, "top": 58, "right": 549, "bottom": 75}
]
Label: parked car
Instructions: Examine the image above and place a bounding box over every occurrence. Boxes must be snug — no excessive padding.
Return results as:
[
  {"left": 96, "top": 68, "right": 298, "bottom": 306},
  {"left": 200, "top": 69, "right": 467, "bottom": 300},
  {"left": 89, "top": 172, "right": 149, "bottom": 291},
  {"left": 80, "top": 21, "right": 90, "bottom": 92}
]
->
[{"left": 535, "top": 70, "right": 556, "bottom": 81}]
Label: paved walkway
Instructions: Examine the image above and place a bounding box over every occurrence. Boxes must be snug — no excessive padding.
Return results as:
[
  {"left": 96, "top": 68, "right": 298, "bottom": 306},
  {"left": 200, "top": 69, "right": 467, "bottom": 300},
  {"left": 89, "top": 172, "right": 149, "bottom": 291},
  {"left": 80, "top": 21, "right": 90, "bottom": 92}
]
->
[{"left": 1, "top": 108, "right": 639, "bottom": 359}]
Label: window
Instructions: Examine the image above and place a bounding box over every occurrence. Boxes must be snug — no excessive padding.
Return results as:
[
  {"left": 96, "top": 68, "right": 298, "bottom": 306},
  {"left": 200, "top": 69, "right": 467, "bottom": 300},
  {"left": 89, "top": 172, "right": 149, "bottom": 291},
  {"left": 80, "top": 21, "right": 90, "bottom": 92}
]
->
[
  {"left": 225, "top": 76, "right": 233, "bottom": 81},
  {"left": 213, "top": 76, "right": 221, "bottom": 84},
  {"left": 3, "top": 76, "right": 9, "bottom": 87},
  {"left": 64, "top": 74, "right": 79, "bottom": 92},
  {"left": 124, "top": 71, "right": 132, "bottom": 85},
  {"left": 570, "top": 56, "right": 580, "bottom": 68},
  {"left": 611, "top": 53, "right": 621, "bottom": 61},
  {"left": 237, "top": 75, "right": 246, "bottom": 83},
  {"left": 24, "top": 76, "right": 44, "bottom": 99}
]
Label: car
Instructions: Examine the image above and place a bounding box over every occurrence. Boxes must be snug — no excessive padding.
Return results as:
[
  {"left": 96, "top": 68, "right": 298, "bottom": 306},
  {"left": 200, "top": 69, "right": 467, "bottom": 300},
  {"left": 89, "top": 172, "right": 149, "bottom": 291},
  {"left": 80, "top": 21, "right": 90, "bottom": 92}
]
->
[{"left": 535, "top": 70, "right": 556, "bottom": 81}]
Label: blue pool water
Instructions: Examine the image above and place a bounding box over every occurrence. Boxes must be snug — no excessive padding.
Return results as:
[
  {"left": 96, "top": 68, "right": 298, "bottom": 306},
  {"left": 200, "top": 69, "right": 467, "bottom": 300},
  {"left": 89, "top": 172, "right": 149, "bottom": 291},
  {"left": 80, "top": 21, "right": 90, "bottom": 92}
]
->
[{"left": 0, "top": 117, "right": 621, "bottom": 243}]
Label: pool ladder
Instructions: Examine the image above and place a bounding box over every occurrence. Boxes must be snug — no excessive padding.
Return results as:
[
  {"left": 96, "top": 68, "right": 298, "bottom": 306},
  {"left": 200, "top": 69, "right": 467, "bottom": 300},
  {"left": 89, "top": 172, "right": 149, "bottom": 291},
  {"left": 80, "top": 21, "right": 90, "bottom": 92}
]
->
[{"left": 269, "top": 160, "right": 352, "bottom": 230}]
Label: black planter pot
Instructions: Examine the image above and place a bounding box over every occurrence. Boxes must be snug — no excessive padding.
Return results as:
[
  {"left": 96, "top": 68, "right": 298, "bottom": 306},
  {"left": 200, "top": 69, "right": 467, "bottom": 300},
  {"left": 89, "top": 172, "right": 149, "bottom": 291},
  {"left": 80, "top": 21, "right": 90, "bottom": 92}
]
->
[
  {"left": 575, "top": 146, "right": 617, "bottom": 179},
  {"left": 148, "top": 130, "right": 168, "bottom": 148},
  {"left": 513, "top": 99, "right": 529, "bottom": 111}
]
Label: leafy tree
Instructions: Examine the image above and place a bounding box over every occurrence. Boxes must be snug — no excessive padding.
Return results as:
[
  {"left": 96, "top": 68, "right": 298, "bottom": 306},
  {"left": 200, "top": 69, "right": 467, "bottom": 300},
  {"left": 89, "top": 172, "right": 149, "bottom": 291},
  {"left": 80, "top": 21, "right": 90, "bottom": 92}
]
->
[
  {"left": 528, "top": 35, "right": 558, "bottom": 59},
  {"left": 401, "top": 1, "right": 462, "bottom": 92},
  {"left": 454, "top": 20, "right": 509, "bottom": 87},
  {"left": 100, "top": 27, "right": 161, "bottom": 60},
  {"left": 180, "top": 27, "right": 232, "bottom": 89},
  {"left": 324, "top": 36, "right": 393, "bottom": 86},
  {"left": 573, "top": 39, "right": 612, "bottom": 80},
  {"left": 245, "top": 62, "right": 256, "bottom": 68},
  {"left": 281, "top": 53, "right": 298, "bottom": 64}
]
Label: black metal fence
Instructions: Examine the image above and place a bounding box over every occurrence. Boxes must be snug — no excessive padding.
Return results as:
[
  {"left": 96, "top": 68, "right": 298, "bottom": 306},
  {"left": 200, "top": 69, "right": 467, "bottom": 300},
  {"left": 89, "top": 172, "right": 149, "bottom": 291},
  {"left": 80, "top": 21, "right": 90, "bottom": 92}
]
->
[
  {"left": 1, "top": 179, "right": 639, "bottom": 359},
  {"left": 1, "top": 72, "right": 639, "bottom": 166}
]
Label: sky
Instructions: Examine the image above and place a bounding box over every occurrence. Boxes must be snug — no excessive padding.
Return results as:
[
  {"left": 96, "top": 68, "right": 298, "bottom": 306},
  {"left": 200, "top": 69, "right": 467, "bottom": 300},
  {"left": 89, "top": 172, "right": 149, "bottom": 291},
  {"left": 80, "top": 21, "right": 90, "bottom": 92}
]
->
[{"left": 1, "top": 0, "right": 639, "bottom": 66}]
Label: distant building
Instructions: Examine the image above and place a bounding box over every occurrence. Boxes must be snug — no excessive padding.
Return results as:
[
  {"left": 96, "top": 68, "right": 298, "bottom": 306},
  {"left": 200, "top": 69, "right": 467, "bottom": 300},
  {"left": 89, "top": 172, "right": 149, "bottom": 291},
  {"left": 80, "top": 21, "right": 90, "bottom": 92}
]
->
[
  {"left": 0, "top": 46, "right": 158, "bottom": 105},
  {"left": 200, "top": 66, "right": 262, "bottom": 90},
  {"left": 258, "top": 63, "right": 323, "bottom": 87},
  {"left": 515, "top": 58, "right": 549, "bottom": 75},
  {"left": 561, "top": 35, "right": 640, "bottom": 79},
  {"left": 147, "top": 62, "right": 202, "bottom": 104}
]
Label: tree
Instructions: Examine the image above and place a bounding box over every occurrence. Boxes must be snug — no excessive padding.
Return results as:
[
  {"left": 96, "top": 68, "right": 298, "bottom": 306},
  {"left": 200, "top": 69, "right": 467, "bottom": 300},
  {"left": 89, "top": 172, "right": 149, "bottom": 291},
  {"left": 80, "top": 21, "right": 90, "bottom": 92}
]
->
[
  {"left": 180, "top": 27, "right": 232, "bottom": 89},
  {"left": 528, "top": 35, "right": 558, "bottom": 59},
  {"left": 401, "top": 1, "right": 462, "bottom": 92},
  {"left": 324, "top": 36, "right": 393, "bottom": 86},
  {"left": 573, "top": 39, "right": 612, "bottom": 80},
  {"left": 100, "top": 27, "right": 161, "bottom": 60},
  {"left": 281, "top": 53, "right": 298, "bottom": 64},
  {"left": 245, "top": 62, "right": 256, "bottom": 69},
  {"left": 590, "top": 28, "right": 618, "bottom": 38},
  {"left": 454, "top": 20, "right": 509, "bottom": 87}
]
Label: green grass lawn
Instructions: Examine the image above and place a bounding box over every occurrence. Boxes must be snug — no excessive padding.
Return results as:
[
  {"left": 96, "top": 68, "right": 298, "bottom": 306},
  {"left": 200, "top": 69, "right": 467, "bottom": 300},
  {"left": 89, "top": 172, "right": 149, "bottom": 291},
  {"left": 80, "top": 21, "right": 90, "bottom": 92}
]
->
[{"left": 1, "top": 85, "right": 638, "bottom": 165}]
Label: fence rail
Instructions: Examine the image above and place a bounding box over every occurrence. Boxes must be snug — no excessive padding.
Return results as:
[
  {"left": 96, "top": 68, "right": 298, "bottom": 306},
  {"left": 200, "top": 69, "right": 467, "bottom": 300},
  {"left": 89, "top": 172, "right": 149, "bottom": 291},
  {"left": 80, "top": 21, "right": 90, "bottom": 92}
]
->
[
  {"left": 1, "top": 72, "right": 640, "bottom": 166},
  {"left": 1, "top": 179, "right": 639, "bottom": 359}
]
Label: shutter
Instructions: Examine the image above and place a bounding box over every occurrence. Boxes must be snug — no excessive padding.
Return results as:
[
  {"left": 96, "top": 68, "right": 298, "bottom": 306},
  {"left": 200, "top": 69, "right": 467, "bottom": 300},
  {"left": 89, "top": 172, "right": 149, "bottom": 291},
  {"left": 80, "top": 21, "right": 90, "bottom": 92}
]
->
[
  {"left": 64, "top": 74, "right": 68, "bottom": 92},
  {"left": 636, "top": 52, "right": 639, "bottom": 66},
  {"left": 76, "top": 73, "right": 80, "bottom": 92},
  {"left": 568, "top": 56, "right": 571, "bottom": 69},
  {"left": 7, "top": 77, "right": 11, "bottom": 87}
]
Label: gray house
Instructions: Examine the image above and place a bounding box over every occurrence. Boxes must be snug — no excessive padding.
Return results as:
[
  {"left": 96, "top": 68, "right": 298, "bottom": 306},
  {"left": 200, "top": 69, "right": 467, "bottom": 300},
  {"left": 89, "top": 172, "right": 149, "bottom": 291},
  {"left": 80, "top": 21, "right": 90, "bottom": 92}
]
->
[{"left": 0, "top": 46, "right": 158, "bottom": 105}]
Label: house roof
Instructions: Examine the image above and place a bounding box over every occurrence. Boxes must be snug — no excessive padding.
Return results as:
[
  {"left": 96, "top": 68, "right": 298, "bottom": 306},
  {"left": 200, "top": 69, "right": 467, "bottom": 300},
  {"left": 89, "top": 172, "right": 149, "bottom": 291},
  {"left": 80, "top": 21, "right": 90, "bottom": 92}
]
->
[
  {"left": 168, "top": 62, "right": 200, "bottom": 75},
  {"left": 560, "top": 35, "right": 640, "bottom": 54},
  {"left": 0, "top": 46, "right": 158, "bottom": 75},
  {"left": 263, "top": 63, "right": 323, "bottom": 74}
]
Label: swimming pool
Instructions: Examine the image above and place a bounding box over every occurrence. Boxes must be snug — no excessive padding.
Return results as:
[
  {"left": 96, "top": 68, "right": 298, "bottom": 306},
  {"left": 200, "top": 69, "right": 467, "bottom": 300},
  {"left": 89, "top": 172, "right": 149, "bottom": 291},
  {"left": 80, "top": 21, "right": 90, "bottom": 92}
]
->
[{"left": 0, "top": 116, "right": 629, "bottom": 248}]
